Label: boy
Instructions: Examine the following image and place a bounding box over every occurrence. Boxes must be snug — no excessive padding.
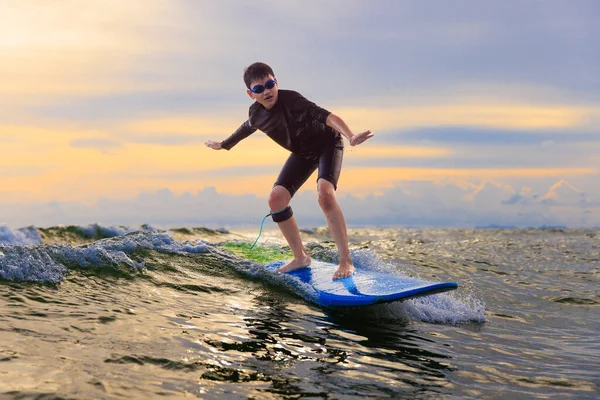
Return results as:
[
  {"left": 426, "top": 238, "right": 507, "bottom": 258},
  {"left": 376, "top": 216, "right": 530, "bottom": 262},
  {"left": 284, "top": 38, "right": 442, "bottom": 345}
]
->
[{"left": 205, "top": 62, "right": 373, "bottom": 279}]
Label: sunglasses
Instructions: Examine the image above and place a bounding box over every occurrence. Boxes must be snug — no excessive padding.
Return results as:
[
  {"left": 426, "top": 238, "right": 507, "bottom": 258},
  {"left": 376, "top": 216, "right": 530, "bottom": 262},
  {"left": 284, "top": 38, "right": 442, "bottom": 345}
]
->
[{"left": 250, "top": 79, "right": 277, "bottom": 94}]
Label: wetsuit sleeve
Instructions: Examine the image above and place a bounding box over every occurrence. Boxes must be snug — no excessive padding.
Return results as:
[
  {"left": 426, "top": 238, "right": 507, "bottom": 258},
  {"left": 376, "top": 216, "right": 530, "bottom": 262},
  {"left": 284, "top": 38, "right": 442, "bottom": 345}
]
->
[
  {"left": 290, "top": 91, "right": 331, "bottom": 124},
  {"left": 220, "top": 120, "right": 257, "bottom": 150}
]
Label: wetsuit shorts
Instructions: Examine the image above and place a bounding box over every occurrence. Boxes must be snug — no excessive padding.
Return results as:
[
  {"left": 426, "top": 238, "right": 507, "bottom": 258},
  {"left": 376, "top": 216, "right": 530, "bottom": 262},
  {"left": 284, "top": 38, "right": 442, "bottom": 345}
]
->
[{"left": 274, "top": 134, "right": 344, "bottom": 197}]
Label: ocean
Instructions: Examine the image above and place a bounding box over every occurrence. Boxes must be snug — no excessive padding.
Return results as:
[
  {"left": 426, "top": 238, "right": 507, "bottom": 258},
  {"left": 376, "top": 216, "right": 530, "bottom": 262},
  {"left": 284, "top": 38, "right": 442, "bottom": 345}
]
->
[{"left": 0, "top": 224, "right": 598, "bottom": 399}]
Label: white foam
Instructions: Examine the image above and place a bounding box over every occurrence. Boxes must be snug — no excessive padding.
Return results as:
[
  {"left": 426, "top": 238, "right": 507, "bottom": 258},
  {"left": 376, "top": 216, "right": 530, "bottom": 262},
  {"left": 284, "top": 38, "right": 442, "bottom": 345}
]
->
[
  {"left": 404, "top": 292, "right": 486, "bottom": 324},
  {"left": 0, "top": 243, "right": 67, "bottom": 282},
  {"left": 79, "top": 224, "right": 136, "bottom": 238},
  {"left": 338, "top": 292, "right": 486, "bottom": 325},
  {"left": 0, "top": 231, "right": 210, "bottom": 283},
  {"left": 0, "top": 224, "right": 42, "bottom": 245},
  {"left": 349, "top": 249, "right": 486, "bottom": 323},
  {"left": 350, "top": 248, "right": 400, "bottom": 273}
]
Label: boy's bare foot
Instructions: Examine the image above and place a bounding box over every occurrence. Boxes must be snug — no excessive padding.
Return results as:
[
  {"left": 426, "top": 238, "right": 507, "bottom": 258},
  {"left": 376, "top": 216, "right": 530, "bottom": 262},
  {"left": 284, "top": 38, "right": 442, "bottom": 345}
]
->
[
  {"left": 278, "top": 256, "right": 311, "bottom": 273},
  {"left": 333, "top": 260, "right": 355, "bottom": 280}
]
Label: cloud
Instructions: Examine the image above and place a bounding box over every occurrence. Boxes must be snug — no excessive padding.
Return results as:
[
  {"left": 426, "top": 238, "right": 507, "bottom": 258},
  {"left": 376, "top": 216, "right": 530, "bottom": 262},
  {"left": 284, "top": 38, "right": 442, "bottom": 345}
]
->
[
  {"left": 11, "top": 0, "right": 597, "bottom": 115},
  {"left": 69, "top": 138, "right": 122, "bottom": 151},
  {"left": 1, "top": 1, "right": 170, "bottom": 104},
  {"left": 337, "top": 166, "right": 596, "bottom": 196},
  {"left": 1, "top": 179, "right": 598, "bottom": 229},
  {"left": 503, "top": 187, "right": 539, "bottom": 205},
  {"left": 393, "top": 127, "right": 599, "bottom": 145},
  {"left": 540, "top": 180, "right": 587, "bottom": 206},
  {"left": 120, "top": 114, "right": 247, "bottom": 138},
  {"left": 335, "top": 103, "right": 596, "bottom": 133},
  {"left": 0, "top": 166, "right": 47, "bottom": 178},
  {"left": 465, "top": 180, "right": 516, "bottom": 203}
]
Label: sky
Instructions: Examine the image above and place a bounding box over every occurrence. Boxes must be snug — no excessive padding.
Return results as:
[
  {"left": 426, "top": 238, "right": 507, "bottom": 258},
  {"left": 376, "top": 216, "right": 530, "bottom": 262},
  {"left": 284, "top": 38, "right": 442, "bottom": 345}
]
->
[{"left": 1, "top": 0, "right": 599, "bottom": 228}]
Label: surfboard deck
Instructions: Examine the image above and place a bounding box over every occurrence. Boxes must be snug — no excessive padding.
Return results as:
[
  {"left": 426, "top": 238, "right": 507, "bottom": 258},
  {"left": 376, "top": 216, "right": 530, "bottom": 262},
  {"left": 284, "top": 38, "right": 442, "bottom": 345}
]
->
[{"left": 265, "top": 260, "right": 458, "bottom": 308}]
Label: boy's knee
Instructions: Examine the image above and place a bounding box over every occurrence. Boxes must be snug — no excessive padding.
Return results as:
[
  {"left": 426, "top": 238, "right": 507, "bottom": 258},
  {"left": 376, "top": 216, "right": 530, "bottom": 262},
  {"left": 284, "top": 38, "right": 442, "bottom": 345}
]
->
[{"left": 268, "top": 186, "right": 291, "bottom": 210}]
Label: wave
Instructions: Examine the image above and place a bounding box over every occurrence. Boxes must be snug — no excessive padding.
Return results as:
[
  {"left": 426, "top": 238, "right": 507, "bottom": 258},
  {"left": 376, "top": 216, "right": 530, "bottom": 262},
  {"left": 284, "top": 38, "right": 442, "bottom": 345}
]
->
[
  {"left": 0, "top": 230, "right": 209, "bottom": 283},
  {"left": 0, "top": 225, "right": 485, "bottom": 324},
  {"left": 551, "top": 297, "right": 599, "bottom": 305},
  {"left": 39, "top": 223, "right": 157, "bottom": 244},
  {"left": 0, "top": 224, "right": 42, "bottom": 245},
  {"left": 0, "top": 223, "right": 159, "bottom": 245}
]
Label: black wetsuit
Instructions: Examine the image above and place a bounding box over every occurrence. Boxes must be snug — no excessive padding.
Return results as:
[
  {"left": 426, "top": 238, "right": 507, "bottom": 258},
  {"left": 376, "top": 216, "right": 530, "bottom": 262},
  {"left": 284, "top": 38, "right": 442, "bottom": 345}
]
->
[{"left": 221, "top": 89, "right": 343, "bottom": 197}]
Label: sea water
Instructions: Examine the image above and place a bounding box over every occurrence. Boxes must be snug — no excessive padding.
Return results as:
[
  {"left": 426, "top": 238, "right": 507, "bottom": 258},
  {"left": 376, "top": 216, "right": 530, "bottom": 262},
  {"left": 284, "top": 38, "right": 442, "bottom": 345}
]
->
[{"left": 0, "top": 225, "right": 598, "bottom": 398}]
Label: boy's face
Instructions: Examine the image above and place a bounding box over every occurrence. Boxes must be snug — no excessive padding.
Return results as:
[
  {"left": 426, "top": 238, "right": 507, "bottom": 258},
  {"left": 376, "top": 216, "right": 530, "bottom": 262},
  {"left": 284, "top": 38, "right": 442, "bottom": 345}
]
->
[{"left": 247, "top": 74, "right": 278, "bottom": 110}]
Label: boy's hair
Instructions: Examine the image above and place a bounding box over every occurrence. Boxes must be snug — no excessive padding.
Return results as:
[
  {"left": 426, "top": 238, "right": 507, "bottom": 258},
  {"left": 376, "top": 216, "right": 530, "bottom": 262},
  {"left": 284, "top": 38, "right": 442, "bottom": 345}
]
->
[{"left": 243, "top": 62, "right": 275, "bottom": 89}]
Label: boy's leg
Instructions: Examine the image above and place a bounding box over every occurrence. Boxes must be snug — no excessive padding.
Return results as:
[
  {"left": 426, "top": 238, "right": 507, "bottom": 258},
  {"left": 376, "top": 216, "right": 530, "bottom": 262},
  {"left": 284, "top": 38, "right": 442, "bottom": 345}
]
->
[
  {"left": 317, "top": 178, "right": 354, "bottom": 279},
  {"left": 268, "top": 185, "right": 311, "bottom": 272},
  {"left": 270, "top": 153, "right": 318, "bottom": 273},
  {"left": 316, "top": 133, "right": 353, "bottom": 279}
]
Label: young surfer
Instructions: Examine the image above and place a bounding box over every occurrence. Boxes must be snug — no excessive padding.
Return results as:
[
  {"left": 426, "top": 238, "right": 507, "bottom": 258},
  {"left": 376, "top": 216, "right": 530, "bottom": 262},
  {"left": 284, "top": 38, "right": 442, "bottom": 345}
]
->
[{"left": 205, "top": 62, "right": 373, "bottom": 279}]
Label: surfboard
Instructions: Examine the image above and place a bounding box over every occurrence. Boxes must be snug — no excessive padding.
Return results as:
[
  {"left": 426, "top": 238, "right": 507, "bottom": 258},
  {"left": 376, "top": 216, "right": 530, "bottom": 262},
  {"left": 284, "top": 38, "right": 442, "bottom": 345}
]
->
[{"left": 266, "top": 260, "right": 458, "bottom": 308}]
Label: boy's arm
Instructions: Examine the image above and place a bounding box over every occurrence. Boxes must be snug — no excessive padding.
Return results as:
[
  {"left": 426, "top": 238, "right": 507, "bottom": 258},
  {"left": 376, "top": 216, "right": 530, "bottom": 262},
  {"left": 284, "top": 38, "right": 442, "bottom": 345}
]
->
[
  {"left": 205, "top": 120, "right": 257, "bottom": 151},
  {"left": 290, "top": 91, "right": 373, "bottom": 146},
  {"left": 326, "top": 114, "right": 373, "bottom": 146}
]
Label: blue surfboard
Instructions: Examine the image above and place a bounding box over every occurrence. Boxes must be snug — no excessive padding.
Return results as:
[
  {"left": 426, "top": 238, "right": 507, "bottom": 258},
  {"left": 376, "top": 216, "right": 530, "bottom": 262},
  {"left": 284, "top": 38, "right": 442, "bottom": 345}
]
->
[{"left": 266, "top": 260, "right": 458, "bottom": 308}]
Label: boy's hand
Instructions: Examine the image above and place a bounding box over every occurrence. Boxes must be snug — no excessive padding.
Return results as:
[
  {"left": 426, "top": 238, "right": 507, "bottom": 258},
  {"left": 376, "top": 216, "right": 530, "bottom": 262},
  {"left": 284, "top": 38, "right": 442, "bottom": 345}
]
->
[
  {"left": 205, "top": 140, "right": 223, "bottom": 150},
  {"left": 350, "top": 130, "right": 374, "bottom": 146}
]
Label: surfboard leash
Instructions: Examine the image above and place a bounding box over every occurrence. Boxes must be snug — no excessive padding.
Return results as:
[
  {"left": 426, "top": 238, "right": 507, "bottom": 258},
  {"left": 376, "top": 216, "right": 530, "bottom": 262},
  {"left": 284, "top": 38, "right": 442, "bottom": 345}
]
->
[
  {"left": 250, "top": 206, "right": 293, "bottom": 249},
  {"left": 250, "top": 212, "right": 272, "bottom": 249}
]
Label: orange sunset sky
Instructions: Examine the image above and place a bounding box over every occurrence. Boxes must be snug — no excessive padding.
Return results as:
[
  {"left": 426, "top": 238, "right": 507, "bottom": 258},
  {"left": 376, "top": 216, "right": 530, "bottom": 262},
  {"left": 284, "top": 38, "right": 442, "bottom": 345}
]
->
[{"left": 1, "top": 1, "right": 598, "bottom": 227}]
